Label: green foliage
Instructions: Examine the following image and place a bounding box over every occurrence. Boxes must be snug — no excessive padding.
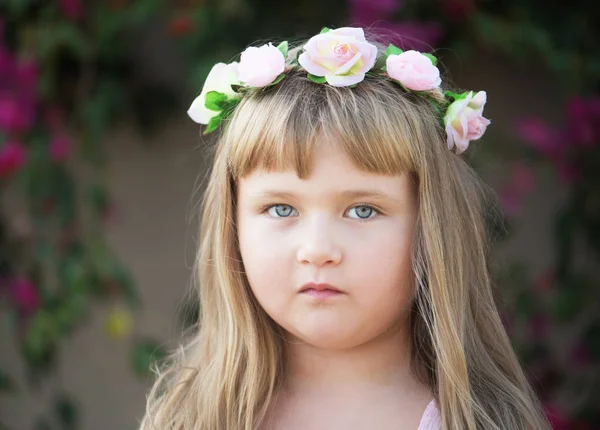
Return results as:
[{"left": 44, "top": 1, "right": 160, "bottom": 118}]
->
[
  {"left": 385, "top": 44, "right": 403, "bottom": 57},
  {"left": 307, "top": 74, "right": 327, "bottom": 84}
]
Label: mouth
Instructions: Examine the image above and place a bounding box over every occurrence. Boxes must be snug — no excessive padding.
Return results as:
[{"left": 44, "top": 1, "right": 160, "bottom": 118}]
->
[{"left": 299, "top": 283, "right": 345, "bottom": 299}]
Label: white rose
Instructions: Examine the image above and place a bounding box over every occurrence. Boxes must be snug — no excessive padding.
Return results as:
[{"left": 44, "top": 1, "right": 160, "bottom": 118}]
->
[{"left": 187, "top": 62, "right": 241, "bottom": 125}]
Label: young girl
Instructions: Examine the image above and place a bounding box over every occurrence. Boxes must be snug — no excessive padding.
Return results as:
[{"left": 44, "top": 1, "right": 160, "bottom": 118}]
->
[{"left": 140, "top": 27, "right": 550, "bottom": 429}]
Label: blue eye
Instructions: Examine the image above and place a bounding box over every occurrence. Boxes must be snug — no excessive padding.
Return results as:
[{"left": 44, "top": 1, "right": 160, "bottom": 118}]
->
[
  {"left": 263, "top": 204, "right": 380, "bottom": 221},
  {"left": 267, "top": 204, "right": 297, "bottom": 218},
  {"left": 347, "top": 205, "right": 379, "bottom": 220}
]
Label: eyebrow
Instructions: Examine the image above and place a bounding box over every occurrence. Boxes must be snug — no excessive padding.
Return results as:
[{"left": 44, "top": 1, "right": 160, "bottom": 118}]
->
[{"left": 248, "top": 189, "right": 400, "bottom": 202}]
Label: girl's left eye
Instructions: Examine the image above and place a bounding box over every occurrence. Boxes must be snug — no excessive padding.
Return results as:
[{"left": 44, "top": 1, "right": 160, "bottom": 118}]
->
[{"left": 347, "top": 205, "right": 379, "bottom": 220}]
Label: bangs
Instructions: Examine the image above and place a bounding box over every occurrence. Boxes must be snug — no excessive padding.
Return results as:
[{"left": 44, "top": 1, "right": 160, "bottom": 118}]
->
[{"left": 224, "top": 70, "right": 433, "bottom": 180}]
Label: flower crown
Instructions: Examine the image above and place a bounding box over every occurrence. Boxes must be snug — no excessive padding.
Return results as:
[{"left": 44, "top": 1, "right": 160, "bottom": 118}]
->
[{"left": 187, "top": 26, "right": 491, "bottom": 154}]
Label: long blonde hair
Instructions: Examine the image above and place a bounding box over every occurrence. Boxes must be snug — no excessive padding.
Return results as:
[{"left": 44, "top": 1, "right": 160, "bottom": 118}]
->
[{"left": 140, "top": 40, "right": 550, "bottom": 429}]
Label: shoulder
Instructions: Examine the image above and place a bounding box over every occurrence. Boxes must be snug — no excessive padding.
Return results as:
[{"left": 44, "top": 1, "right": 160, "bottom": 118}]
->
[{"left": 417, "top": 399, "right": 442, "bottom": 430}]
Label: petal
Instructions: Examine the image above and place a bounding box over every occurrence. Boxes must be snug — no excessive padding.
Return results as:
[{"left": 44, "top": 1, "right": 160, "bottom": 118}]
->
[
  {"left": 330, "top": 27, "right": 367, "bottom": 41},
  {"left": 326, "top": 73, "right": 365, "bottom": 87},
  {"left": 470, "top": 91, "right": 487, "bottom": 109},
  {"left": 361, "top": 41, "right": 379, "bottom": 70},
  {"left": 446, "top": 122, "right": 456, "bottom": 150},
  {"left": 298, "top": 52, "right": 330, "bottom": 76},
  {"left": 187, "top": 93, "right": 217, "bottom": 125},
  {"left": 335, "top": 52, "right": 362, "bottom": 75}
]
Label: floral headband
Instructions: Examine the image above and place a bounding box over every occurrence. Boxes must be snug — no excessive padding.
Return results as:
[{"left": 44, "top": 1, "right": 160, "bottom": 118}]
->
[{"left": 187, "top": 27, "right": 491, "bottom": 154}]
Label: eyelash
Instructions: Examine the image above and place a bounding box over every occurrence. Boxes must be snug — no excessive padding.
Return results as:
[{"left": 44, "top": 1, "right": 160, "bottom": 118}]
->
[{"left": 259, "top": 203, "right": 382, "bottom": 223}]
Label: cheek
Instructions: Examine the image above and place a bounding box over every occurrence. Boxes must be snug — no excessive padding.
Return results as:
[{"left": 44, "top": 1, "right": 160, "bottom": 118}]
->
[
  {"left": 348, "top": 219, "right": 415, "bottom": 316},
  {"left": 237, "top": 217, "right": 293, "bottom": 312}
]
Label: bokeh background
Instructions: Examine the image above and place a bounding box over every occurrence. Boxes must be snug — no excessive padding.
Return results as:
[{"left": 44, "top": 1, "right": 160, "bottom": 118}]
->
[{"left": 1, "top": 0, "right": 599, "bottom": 429}]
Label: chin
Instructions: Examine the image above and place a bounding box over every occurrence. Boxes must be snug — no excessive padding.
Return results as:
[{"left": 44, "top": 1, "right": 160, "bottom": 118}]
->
[{"left": 286, "top": 323, "right": 366, "bottom": 350}]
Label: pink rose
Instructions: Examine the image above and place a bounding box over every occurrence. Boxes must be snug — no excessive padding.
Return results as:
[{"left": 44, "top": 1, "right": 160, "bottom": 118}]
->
[
  {"left": 298, "top": 27, "right": 378, "bottom": 87},
  {"left": 0, "top": 139, "right": 27, "bottom": 177},
  {"left": 444, "top": 91, "right": 491, "bottom": 153},
  {"left": 49, "top": 135, "right": 72, "bottom": 162},
  {"left": 10, "top": 276, "right": 40, "bottom": 314},
  {"left": 386, "top": 50, "right": 441, "bottom": 91},
  {"left": 238, "top": 43, "right": 285, "bottom": 88}
]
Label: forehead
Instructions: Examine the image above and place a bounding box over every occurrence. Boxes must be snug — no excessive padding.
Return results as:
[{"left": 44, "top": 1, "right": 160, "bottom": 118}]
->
[
  {"left": 224, "top": 74, "right": 421, "bottom": 182},
  {"left": 237, "top": 140, "right": 415, "bottom": 202}
]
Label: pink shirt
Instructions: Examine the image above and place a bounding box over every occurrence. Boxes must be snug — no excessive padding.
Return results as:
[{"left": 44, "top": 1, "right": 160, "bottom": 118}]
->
[{"left": 417, "top": 399, "right": 442, "bottom": 430}]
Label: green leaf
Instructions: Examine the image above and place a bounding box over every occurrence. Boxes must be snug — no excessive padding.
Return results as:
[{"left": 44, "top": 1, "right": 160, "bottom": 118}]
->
[
  {"left": 372, "top": 54, "right": 386, "bottom": 71},
  {"left": 131, "top": 339, "right": 166, "bottom": 378},
  {"left": 584, "top": 323, "right": 600, "bottom": 361},
  {"left": 129, "top": 0, "right": 163, "bottom": 25},
  {"left": 222, "top": 98, "right": 242, "bottom": 116},
  {"left": 553, "top": 277, "right": 587, "bottom": 322},
  {"left": 55, "top": 395, "right": 78, "bottom": 430},
  {"left": 34, "top": 418, "right": 52, "bottom": 430},
  {"left": 555, "top": 206, "right": 577, "bottom": 277},
  {"left": 423, "top": 53, "right": 438, "bottom": 66},
  {"left": 112, "top": 263, "right": 140, "bottom": 308},
  {"left": 6, "top": 0, "right": 31, "bottom": 18},
  {"left": 204, "top": 91, "right": 228, "bottom": 112},
  {"left": 295, "top": 48, "right": 303, "bottom": 65},
  {"left": 386, "top": 44, "right": 403, "bottom": 57},
  {"left": 320, "top": 27, "right": 331, "bottom": 34},
  {"left": 0, "top": 368, "right": 16, "bottom": 392},
  {"left": 204, "top": 113, "right": 224, "bottom": 135},
  {"left": 444, "top": 91, "right": 469, "bottom": 102},
  {"left": 266, "top": 74, "right": 286, "bottom": 87},
  {"left": 277, "top": 41, "right": 288, "bottom": 59},
  {"left": 307, "top": 74, "right": 327, "bottom": 84},
  {"left": 36, "top": 23, "right": 90, "bottom": 61},
  {"left": 515, "top": 290, "right": 535, "bottom": 316}
]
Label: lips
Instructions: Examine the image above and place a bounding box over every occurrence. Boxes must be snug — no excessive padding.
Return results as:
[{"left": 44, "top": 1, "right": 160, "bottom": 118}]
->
[{"left": 299, "top": 282, "right": 344, "bottom": 294}]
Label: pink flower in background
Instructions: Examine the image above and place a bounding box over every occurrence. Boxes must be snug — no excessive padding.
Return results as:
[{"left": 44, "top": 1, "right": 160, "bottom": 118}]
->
[
  {"left": 441, "top": 0, "right": 477, "bottom": 21},
  {"left": 15, "top": 58, "right": 37, "bottom": 89},
  {"left": 532, "top": 269, "right": 556, "bottom": 293},
  {"left": 516, "top": 117, "right": 565, "bottom": 159},
  {"left": 386, "top": 50, "right": 441, "bottom": 91},
  {"left": 528, "top": 313, "right": 549, "bottom": 340},
  {"left": 59, "top": 0, "right": 83, "bottom": 21},
  {"left": 49, "top": 134, "right": 72, "bottom": 162},
  {"left": 9, "top": 277, "right": 40, "bottom": 314},
  {"left": 567, "top": 97, "right": 600, "bottom": 148},
  {"left": 0, "top": 46, "right": 38, "bottom": 133},
  {"left": 516, "top": 116, "right": 583, "bottom": 184},
  {"left": 570, "top": 341, "right": 591, "bottom": 366},
  {"left": 0, "top": 140, "right": 27, "bottom": 177},
  {"left": 499, "top": 163, "right": 536, "bottom": 216},
  {"left": 348, "top": 0, "right": 402, "bottom": 21},
  {"left": 544, "top": 403, "right": 570, "bottom": 430},
  {"left": 379, "top": 21, "right": 445, "bottom": 51},
  {"left": 348, "top": 0, "right": 444, "bottom": 50},
  {"left": 44, "top": 106, "right": 66, "bottom": 130},
  {"left": 0, "top": 96, "right": 35, "bottom": 133},
  {"left": 0, "top": 46, "right": 12, "bottom": 78}
]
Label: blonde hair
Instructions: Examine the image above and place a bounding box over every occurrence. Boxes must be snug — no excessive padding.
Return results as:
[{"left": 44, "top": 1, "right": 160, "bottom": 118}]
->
[{"left": 140, "top": 40, "right": 550, "bottom": 429}]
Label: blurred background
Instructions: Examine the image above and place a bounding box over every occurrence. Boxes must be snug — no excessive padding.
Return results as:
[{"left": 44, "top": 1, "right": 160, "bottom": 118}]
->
[{"left": 0, "top": 0, "right": 598, "bottom": 429}]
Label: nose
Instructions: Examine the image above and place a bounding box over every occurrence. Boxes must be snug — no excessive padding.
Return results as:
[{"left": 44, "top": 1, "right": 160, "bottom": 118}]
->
[{"left": 296, "top": 215, "right": 343, "bottom": 267}]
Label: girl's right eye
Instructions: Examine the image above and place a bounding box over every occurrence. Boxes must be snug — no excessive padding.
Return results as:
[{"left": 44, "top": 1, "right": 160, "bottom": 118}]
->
[{"left": 266, "top": 204, "right": 298, "bottom": 218}]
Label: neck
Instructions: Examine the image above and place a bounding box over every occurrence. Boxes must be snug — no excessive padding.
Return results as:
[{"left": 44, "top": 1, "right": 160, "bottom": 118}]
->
[{"left": 282, "top": 318, "right": 428, "bottom": 396}]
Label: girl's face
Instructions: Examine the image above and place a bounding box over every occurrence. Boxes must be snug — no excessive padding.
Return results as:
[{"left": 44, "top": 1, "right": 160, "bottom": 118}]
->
[{"left": 236, "top": 139, "right": 418, "bottom": 349}]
